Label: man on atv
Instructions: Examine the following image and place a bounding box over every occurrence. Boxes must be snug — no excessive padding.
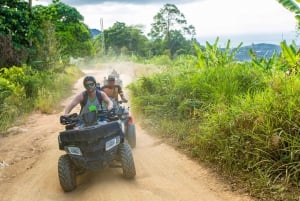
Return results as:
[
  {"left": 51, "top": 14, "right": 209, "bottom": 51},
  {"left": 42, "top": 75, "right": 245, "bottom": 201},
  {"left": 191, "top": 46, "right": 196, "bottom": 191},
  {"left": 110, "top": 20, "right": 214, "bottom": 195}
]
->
[
  {"left": 101, "top": 75, "right": 128, "bottom": 103},
  {"left": 64, "top": 76, "right": 113, "bottom": 116}
]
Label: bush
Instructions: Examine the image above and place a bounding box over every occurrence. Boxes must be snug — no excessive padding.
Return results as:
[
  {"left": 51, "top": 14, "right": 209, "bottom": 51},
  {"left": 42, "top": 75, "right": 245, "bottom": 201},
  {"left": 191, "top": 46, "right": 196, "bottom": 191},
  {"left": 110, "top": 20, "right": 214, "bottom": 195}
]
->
[
  {"left": 129, "top": 63, "right": 266, "bottom": 120},
  {"left": 129, "top": 46, "right": 300, "bottom": 200},
  {"left": 0, "top": 65, "right": 82, "bottom": 131}
]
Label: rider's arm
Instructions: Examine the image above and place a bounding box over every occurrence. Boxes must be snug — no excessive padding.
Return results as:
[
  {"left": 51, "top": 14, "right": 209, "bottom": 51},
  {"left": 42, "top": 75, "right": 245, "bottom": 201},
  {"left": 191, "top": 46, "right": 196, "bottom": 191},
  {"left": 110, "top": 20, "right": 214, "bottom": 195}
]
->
[
  {"left": 117, "top": 85, "right": 127, "bottom": 101},
  {"left": 100, "top": 91, "right": 113, "bottom": 110},
  {"left": 64, "top": 93, "right": 83, "bottom": 115}
]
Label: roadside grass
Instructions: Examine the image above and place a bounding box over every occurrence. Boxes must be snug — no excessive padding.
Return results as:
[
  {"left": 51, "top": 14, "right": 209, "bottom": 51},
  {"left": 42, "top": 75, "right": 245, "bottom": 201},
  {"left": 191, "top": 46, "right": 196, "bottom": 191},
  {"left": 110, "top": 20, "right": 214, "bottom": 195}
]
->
[
  {"left": 0, "top": 65, "right": 83, "bottom": 132},
  {"left": 128, "top": 42, "right": 300, "bottom": 200},
  {"left": 35, "top": 66, "right": 83, "bottom": 113}
]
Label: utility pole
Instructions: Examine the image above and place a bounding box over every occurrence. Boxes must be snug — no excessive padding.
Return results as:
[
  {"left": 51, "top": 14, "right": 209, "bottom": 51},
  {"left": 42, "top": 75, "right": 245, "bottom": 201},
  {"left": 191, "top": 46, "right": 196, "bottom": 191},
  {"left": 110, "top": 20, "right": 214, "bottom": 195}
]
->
[{"left": 100, "top": 18, "right": 105, "bottom": 56}]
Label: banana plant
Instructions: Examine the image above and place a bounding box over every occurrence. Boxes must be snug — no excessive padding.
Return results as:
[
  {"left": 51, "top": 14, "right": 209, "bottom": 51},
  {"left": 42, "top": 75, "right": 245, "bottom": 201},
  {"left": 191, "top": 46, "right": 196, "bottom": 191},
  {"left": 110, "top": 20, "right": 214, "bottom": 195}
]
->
[
  {"left": 276, "top": 0, "right": 300, "bottom": 24},
  {"left": 249, "top": 49, "right": 279, "bottom": 72},
  {"left": 193, "top": 37, "right": 242, "bottom": 69},
  {"left": 280, "top": 40, "right": 298, "bottom": 65},
  {"left": 276, "top": 1, "right": 300, "bottom": 74},
  {"left": 193, "top": 42, "right": 206, "bottom": 69},
  {"left": 280, "top": 40, "right": 300, "bottom": 74}
]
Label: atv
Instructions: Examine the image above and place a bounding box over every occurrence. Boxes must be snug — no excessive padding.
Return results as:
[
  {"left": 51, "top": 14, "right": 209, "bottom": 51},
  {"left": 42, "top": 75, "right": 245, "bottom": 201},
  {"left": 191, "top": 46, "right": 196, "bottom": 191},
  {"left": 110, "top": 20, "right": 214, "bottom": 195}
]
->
[
  {"left": 57, "top": 110, "right": 136, "bottom": 192},
  {"left": 114, "top": 100, "right": 136, "bottom": 149}
]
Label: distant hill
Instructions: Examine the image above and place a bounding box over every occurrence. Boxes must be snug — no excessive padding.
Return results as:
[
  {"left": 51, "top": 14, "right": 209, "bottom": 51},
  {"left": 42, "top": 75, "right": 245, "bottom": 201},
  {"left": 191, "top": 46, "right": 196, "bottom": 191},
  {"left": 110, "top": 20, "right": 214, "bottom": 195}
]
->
[
  {"left": 234, "top": 43, "right": 281, "bottom": 61},
  {"left": 90, "top": 29, "right": 101, "bottom": 38}
]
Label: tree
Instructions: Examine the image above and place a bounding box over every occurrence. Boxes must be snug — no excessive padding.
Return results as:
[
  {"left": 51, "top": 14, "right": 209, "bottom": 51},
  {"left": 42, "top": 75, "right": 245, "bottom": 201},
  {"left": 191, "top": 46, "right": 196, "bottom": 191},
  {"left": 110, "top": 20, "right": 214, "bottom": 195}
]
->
[
  {"left": 149, "top": 4, "right": 195, "bottom": 41},
  {"left": 148, "top": 4, "right": 196, "bottom": 57},
  {"left": 0, "top": 0, "right": 31, "bottom": 67},
  {"left": 47, "top": 1, "right": 94, "bottom": 59},
  {"left": 30, "top": 6, "right": 58, "bottom": 70},
  {"left": 103, "top": 22, "right": 150, "bottom": 57},
  {"left": 29, "top": 1, "right": 94, "bottom": 69},
  {"left": 0, "top": 0, "right": 31, "bottom": 46},
  {"left": 168, "top": 30, "right": 196, "bottom": 57},
  {"left": 0, "top": 35, "right": 16, "bottom": 67}
]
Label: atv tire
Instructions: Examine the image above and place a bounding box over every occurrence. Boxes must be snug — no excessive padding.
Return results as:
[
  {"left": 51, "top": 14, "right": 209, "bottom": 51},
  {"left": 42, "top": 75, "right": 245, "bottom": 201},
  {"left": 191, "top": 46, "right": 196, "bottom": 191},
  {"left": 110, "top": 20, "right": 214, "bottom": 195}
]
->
[
  {"left": 58, "top": 154, "right": 76, "bottom": 192},
  {"left": 119, "top": 143, "right": 136, "bottom": 179},
  {"left": 127, "top": 123, "right": 136, "bottom": 148}
]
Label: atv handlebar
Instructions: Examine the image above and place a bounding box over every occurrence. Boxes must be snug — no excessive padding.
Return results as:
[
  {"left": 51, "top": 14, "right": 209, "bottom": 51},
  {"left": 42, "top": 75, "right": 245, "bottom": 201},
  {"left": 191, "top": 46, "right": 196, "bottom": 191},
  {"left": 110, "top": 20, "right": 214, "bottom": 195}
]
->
[
  {"left": 60, "top": 110, "right": 117, "bottom": 126},
  {"left": 60, "top": 113, "right": 79, "bottom": 125},
  {"left": 97, "top": 109, "right": 115, "bottom": 117}
]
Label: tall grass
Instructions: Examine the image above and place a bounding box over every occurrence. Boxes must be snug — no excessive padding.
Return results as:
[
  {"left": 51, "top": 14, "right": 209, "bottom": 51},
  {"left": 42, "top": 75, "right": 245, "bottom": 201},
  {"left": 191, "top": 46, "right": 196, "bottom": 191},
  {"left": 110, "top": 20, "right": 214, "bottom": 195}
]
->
[
  {"left": 128, "top": 41, "right": 300, "bottom": 200},
  {"left": 0, "top": 65, "right": 82, "bottom": 132},
  {"left": 35, "top": 66, "right": 82, "bottom": 113}
]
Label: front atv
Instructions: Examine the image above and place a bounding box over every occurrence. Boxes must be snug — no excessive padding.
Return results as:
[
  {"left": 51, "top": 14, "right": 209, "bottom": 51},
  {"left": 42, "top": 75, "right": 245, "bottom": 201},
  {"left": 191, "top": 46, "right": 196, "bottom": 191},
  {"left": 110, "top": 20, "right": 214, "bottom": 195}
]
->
[{"left": 57, "top": 111, "right": 136, "bottom": 192}]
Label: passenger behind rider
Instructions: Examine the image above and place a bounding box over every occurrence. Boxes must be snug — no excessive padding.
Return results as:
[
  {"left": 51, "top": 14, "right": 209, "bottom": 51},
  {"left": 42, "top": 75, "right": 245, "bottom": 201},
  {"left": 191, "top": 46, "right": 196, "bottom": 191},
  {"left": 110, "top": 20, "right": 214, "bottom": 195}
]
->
[
  {"left": 101, "top": 75, "right": 128, "bottom": 106},
  {"left": 64, "top": 76, "right": 113, "bottom": 116}
]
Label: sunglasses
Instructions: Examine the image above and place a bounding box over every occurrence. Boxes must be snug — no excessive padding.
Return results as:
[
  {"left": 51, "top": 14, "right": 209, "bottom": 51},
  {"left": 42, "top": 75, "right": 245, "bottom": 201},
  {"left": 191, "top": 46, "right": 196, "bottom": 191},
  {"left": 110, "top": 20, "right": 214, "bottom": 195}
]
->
[{"left": 84, "top": 82, "right": 95, "bottom": 88}]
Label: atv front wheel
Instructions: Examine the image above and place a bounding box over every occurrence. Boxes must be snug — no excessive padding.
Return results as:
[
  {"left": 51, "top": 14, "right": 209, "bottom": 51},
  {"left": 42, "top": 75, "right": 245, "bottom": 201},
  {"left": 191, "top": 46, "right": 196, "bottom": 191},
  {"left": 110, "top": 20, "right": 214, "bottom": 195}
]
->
[
  {"left": 119, "top": 143, "right": 136, "bottom": 179},
  {"left": 58, "top": 154, "right": 76, "bottom": 192},
  {"left": 127, "top": 123, "right": 136, "bottom": 148}
]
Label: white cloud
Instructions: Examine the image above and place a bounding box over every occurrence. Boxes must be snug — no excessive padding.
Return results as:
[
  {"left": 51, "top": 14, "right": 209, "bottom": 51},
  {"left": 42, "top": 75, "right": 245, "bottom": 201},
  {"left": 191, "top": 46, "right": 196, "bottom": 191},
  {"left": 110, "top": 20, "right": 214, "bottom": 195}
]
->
[
  {"left": 77, "top": 2, "right": 158, "bottom": 33},
  {"left": 179, "top": 0, "right": 297, "bottom": 36},
  {"left": 34, "top": 0, "right": 298, "bottom": 42}
]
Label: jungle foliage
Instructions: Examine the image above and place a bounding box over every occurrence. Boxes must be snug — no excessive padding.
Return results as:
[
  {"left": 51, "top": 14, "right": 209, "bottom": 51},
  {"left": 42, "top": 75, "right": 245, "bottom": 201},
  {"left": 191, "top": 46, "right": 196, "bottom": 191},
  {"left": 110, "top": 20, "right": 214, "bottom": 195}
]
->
[
  {"left": 0, "top": 0, "right": 86, "bottom": 130},
  {"left": 0, "top": 0, "right": 94, "bottom": 69},
  {"left": 94, "top": 4, "right": 197, "bottom": 59},
  {"left": 128, "top": 39, "right": 300, "bottom": 200}
]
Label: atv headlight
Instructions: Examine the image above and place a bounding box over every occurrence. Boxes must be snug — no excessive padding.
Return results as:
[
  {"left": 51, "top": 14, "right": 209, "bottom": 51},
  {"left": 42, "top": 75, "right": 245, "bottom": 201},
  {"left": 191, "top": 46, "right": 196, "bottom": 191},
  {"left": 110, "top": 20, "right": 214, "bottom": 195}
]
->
[{"left": 66, "top": 146, "right": 82, "bottom": 156}]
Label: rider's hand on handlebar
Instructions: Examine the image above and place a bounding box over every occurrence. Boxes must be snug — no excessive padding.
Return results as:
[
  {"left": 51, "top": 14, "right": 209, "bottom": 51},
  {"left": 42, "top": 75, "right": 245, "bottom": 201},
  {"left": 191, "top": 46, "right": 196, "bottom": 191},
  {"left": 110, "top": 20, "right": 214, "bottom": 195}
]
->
[
  {"left": 62, "top": 114, "right": 70, "bottom": 118},
  {"left": 107, "top": 105, "right": 113, "bottom": 111},
  {"left": 61, "top": 113, "right": 78, "bottom": 119}
]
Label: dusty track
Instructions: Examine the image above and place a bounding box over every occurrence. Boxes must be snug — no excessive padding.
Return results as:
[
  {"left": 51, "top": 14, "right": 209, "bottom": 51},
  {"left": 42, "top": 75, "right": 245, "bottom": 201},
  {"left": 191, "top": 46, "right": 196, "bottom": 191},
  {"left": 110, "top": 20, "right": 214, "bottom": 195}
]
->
[{"left": 0, "top": 62, "right": 253, "bottom": 201}]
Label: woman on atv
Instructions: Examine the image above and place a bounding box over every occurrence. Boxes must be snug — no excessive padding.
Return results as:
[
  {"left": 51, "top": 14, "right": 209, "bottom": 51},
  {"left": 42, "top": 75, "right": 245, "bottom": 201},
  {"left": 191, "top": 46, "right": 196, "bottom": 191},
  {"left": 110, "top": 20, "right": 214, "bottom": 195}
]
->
[{"left": 64, "top": 76, "right": 113, "bottom": 116}]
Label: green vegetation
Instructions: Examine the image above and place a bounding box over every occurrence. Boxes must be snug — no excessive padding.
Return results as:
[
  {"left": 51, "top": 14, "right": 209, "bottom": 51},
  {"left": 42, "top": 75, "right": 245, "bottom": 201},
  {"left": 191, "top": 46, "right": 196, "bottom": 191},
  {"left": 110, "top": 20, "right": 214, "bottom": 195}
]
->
[
  {"left": 100, "top": 22, "right": 150, "bottom": 57},
  {"left": 0, "top": 65, "right": 82, "bottom": 131},
  {"left": 0, "top": 0, "right": 86, "bottom": 132},
  {"left": 1, "top": 0, "right": 93, "bottom": 68},
  {"left": 94, "top": 4, "right": 196, "bottom": 59},
  {"left": 128, "top": 40, "right": 300, "bottom": 200}
]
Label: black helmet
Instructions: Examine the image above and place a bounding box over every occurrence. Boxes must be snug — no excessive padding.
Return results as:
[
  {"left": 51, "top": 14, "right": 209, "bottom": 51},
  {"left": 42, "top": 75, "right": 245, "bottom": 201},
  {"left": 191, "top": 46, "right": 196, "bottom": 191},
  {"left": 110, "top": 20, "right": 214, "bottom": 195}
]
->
[{"left": 83, "top": 76, "right": 96, "bottom": 85}]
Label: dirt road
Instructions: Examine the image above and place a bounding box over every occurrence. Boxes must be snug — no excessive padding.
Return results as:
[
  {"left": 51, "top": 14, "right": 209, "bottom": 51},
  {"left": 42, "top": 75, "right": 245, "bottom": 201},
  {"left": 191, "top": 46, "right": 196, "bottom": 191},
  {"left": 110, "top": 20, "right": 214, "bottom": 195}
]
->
[{"left": 0, "top": 62, "right": 253, "bottom": 201}]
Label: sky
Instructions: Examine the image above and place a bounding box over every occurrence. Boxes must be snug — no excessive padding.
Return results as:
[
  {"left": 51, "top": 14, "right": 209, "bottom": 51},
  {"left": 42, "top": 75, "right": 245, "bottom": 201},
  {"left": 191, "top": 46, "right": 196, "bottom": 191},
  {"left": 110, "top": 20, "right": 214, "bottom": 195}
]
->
[{"left": 33, "top": 0, "right": 299, "bottom": 47}]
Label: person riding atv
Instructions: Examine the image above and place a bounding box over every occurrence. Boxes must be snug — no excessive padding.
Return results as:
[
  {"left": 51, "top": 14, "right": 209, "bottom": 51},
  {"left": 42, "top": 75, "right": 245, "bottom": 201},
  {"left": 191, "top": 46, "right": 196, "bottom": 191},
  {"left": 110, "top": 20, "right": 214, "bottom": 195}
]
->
[
  {"left": 64, "top": 76, "right": 113, "bottom": 117},
  {"left": 101, "top": 74, "right": 136, "bottom": 149},
  {"left": 101, "top": 75, "right": 128, "bottom": 103},
  {"left": 58, "top": 76, "right": 136, "bottom": 192}
]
